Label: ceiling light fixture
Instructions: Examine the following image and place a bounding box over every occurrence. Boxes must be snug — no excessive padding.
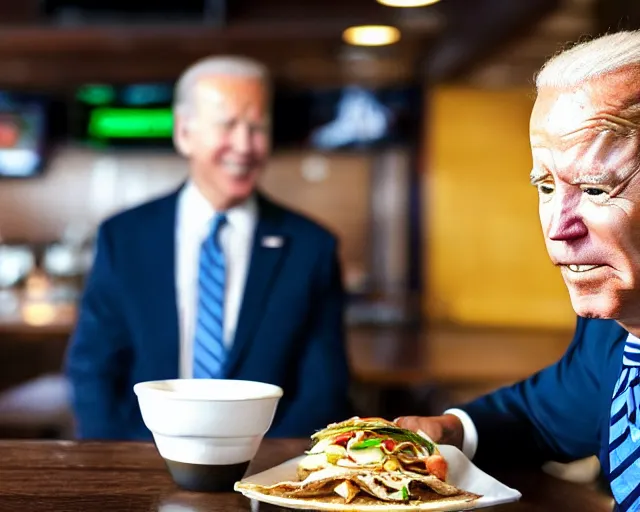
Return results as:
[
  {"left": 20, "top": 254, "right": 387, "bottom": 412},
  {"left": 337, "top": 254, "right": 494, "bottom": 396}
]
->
[
  {"left": 376, "top": 0, "right": 441, "bottom": 6},
  {"left": 342, "top": 25, "right": 401, "bottom": 46}
]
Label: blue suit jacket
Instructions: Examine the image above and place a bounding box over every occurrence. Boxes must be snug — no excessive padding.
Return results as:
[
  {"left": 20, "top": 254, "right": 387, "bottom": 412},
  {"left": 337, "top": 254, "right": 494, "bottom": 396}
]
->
[
  {"left": 65, "top": 187, "right": 352, "bottom": 440},
  {"left": 460, "top": 316, "right": 626, "bottom": 487}
]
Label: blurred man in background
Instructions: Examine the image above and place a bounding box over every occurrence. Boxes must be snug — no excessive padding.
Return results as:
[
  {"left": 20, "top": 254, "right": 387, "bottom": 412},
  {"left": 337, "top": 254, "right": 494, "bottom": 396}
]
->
[
  {"left": 66, "top": 55, "right": 352, "bottom": 440},
  {"left": 396, "top": 30, "right": 640, "bottom": 511}
]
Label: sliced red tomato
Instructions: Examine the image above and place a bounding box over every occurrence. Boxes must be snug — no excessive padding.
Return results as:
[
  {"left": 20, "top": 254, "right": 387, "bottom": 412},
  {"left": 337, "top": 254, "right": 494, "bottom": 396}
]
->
[
  {"left": 333, "top": 433, "right": 353, "bottom": 446},
  {"left": 382, "top": 439, "right": 396, "bottom": 452}
]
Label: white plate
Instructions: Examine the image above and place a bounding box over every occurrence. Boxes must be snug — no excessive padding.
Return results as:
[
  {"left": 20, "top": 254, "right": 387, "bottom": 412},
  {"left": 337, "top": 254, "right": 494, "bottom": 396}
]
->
[{"left": 235, "top": 445, "right": 521, "bottom": 511}]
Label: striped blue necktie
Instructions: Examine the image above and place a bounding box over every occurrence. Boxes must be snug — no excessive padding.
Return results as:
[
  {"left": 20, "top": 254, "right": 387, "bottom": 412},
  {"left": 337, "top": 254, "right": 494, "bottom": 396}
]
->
[
  {"left": 192, "top": 212, "right": 228, "bottom": 379},
  {"left": 610, "top": 333, "right": 640, "bottom": 511}
]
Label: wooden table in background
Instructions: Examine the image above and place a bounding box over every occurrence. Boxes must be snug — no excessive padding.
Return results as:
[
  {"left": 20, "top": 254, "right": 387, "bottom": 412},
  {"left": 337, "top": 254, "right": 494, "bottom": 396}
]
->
[
  {"left": 0, "top": 315, "right": 577, "bottom": 429},
  {"left": 348, "top": 324, "right": 574, "bottom": 405},
  {"left": 0, "top": 306, "right": 71, "bottom": 395},
  {"left": 0, "top": 305, "right": 575, "bottom": 392},
  {"left": 0, "top": 439, "right": 614, "bottom": 512}
]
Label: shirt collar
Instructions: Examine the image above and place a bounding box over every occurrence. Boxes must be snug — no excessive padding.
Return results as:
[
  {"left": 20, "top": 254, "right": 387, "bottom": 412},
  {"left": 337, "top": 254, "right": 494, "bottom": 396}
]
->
[
  {"left": 627, "top": 332, "right": 640, "bottom": 345},
  {"left": 180, "top": 180, "right": 258, "bottom": 237}
]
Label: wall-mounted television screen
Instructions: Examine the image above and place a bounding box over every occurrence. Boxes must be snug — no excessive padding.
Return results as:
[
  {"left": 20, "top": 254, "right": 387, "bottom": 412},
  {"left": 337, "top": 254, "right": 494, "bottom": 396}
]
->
[
  {"left": 271, "top": 85, "right": 423, "bottom": 151},
  {"left": 0, "top": 92, "right": 49, "bottom": 178},
  {"left": 72, "top": 82, "right": 175, "bottom": 149}
]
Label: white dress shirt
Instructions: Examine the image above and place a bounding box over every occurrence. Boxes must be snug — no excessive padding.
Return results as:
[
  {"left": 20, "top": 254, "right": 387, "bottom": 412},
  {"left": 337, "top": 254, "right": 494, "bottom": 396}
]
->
[
  {"left": 175, "top": 181, "right": 257, "bottom": 379},
  {"left": 444, "top": 408, "right": 479, "bottom": 460}
]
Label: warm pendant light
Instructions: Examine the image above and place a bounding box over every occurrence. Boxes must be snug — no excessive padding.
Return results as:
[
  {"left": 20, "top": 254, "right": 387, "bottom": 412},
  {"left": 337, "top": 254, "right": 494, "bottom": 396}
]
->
[
  {"left": 377, "top": 0, "right": 441, "bottom": 6},
  {"left": 342, "top": 25, "right": 401, "bottom": 46}
]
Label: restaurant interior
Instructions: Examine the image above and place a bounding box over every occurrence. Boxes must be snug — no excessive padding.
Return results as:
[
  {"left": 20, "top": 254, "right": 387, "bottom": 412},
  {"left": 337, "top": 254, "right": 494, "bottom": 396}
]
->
[{"left": 0, "top": 0, "right": 633, "bottom": 448}]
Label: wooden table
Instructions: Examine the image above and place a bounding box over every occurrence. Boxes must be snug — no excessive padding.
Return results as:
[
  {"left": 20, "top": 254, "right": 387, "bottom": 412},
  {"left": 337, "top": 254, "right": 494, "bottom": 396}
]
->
[
  {"left": 0, "top": 320, "right": 578, "bottom": 440},
  {"left": 0, "top": 310, "right": 574, "bottom": 390},
  {"left": 0, "top": 439, "right": 615, "bottom": 512}
]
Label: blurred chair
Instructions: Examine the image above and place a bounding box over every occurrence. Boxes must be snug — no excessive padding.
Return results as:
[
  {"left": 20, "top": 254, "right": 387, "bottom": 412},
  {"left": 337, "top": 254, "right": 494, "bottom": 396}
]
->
[{"left": 0, "top": 373, "right": 72, "bottom": 439}]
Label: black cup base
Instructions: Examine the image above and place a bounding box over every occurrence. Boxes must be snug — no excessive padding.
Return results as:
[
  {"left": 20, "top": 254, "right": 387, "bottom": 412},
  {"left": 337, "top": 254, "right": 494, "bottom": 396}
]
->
[{"left": 164, "top": 459, "right": 250, "bottom": 493}]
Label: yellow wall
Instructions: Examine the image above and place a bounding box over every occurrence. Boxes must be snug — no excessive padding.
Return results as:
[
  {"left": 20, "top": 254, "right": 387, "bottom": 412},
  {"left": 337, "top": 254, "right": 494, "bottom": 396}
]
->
[{"left": 423, "top": 87, "right": 575, "bottom": 329}]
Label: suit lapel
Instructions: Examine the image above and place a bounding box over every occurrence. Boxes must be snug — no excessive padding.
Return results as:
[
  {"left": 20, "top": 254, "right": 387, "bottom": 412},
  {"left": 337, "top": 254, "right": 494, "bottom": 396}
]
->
[
  {"left": 144, "top": 188, "right": 181, "bottom": 378},
  {"left": 225, "top": 195, "right": 288, "bottom": 375}
]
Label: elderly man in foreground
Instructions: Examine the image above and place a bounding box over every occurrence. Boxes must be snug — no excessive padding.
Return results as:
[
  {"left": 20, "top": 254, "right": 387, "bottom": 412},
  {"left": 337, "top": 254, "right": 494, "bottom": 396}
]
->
[{"left": 397, "top": 30, "right": 640, "bottom": 511}]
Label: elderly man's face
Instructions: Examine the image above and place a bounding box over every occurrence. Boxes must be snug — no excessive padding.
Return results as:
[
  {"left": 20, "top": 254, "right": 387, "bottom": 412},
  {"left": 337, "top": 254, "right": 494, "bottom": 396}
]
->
[
  {"left": 530, "top": 68, "right": 640, "bottom": 322},
  {"left": 177, "top": 75, "right": 270, "bottom": 208}
]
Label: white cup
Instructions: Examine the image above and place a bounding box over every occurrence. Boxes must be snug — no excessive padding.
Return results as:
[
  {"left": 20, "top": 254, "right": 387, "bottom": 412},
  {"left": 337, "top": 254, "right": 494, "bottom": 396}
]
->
[{"left": 134, "top": 379, "right": 283, "bottom": 492}]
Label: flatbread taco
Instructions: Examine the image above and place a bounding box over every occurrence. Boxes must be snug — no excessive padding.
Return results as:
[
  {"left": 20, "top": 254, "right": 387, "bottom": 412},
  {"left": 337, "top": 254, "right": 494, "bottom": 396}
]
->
[{"left": 235, "top": 417, "right": 481, "bottom": 508}]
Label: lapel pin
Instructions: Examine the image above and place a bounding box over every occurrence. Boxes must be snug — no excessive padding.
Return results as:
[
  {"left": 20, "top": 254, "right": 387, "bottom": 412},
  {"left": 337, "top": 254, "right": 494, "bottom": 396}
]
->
[{"left": 261, "top": 236, "right": 284, "bottom": 248}]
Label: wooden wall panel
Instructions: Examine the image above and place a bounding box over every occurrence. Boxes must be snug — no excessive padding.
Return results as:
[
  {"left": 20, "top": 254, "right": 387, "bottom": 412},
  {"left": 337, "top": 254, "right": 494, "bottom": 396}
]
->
[
  {"left": 0, "top": 148, "right": 372, "bottom": 291},
  {"left": 422, "top": 87, "right": 575, "bottom": 329},
  {"left": 260, "top": 152, "right": 372, "bottom": 291},
  {"left": 0, "top": 148, "right": 188, "bottom": 244}
]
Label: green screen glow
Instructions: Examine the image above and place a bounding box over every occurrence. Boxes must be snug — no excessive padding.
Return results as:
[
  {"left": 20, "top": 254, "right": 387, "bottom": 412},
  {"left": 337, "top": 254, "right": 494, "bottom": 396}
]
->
[
  {"left": 88, "top": 108, "right": 174, "bottom": 139},
  {"left": 76, "top": 84, "right": 116, "bottom": 106}
]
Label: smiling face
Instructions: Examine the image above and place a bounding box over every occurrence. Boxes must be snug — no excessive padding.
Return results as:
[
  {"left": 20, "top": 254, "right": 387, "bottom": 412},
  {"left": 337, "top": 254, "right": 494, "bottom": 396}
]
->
[
  {"left": 530, "top": 67, "right": 640, "bottom": 324},
  {"left": 174, "top": 74, "right": 271, "bottom": 210}
]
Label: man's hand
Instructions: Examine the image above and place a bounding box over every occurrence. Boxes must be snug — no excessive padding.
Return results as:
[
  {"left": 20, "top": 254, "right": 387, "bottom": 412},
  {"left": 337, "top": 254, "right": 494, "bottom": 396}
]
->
[{"left": 395, "top": 414, "right": 464, "bottom": 450}]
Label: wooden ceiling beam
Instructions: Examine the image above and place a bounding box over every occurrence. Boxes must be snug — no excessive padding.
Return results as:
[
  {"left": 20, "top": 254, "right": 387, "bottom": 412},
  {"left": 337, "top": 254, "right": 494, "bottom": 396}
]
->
[
  {"left": 0, "top": 21, "right": 408, "bottom": 57},
  {"left": 0, "top": 39, "right": 423, "bottom": 89}
]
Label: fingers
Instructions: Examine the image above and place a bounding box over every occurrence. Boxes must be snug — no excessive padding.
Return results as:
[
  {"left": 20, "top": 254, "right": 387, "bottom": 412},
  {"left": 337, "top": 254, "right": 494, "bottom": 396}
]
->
[
  {"left": 394, "top": 415, "right": 445, "bottom": 444},
  {"left": 394, "top": 416, "right": 423, "bottom": 432}
]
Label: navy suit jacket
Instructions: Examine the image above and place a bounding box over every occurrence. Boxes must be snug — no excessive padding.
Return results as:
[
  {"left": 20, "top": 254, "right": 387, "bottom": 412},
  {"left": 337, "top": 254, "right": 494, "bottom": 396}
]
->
[
  {"left": 460, "top": 316, "right": 627, "bottom": 488},
  {"left": 65, "top": 187, "right": 352, "bottom": 440}
]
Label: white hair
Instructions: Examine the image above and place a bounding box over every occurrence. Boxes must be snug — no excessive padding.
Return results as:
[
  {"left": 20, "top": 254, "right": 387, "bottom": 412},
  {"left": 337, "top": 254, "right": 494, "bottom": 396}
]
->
[
  {"left": 173, "top": 55, "right": 269, "bottom": 117},
  {"left": 535, "top": 30, "right": 640, "bottom": 90}
]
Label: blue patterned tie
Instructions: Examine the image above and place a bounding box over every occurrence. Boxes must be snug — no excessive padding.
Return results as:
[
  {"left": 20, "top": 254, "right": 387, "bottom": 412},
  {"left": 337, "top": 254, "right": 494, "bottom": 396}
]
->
[
  {"left": 610, "top": 333, "right": 640, "bottom": 511},
  {"left": 192, "top": 213, "right": 228, "bottom": 379}
]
